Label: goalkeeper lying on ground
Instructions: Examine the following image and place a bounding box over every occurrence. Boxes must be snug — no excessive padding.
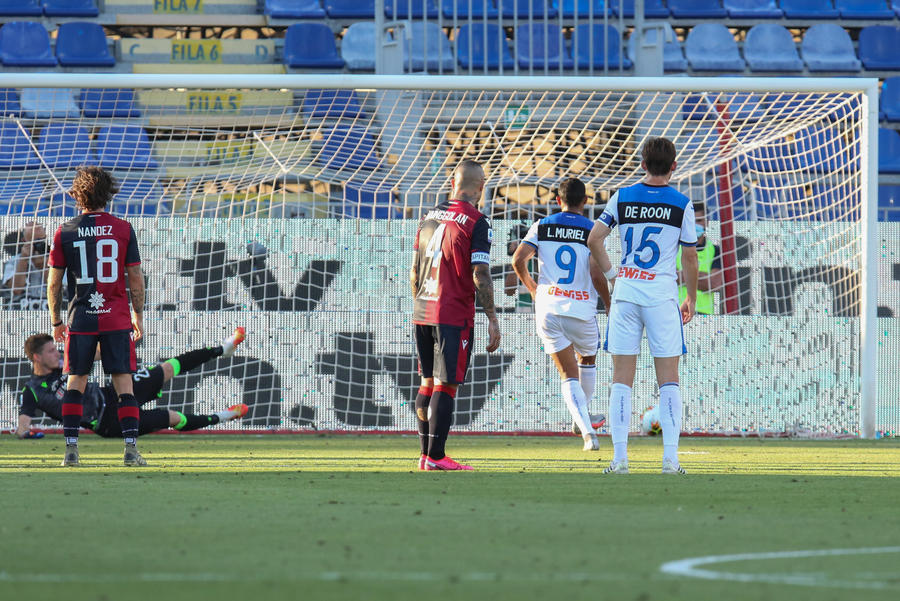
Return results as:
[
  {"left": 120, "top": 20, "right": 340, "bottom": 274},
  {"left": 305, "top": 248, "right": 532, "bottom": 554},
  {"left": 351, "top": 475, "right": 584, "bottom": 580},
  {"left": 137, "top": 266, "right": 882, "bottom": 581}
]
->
[{"left": 15, "top": 328, "right": 248, "bottom": 439}]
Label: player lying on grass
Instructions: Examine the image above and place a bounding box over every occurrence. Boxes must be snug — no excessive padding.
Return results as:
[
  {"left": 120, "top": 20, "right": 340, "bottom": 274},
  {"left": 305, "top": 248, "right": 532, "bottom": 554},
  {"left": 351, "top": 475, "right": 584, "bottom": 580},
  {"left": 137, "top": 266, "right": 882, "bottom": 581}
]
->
[{"left": 16, "top": 328, "right": 248, "bottom": 445}]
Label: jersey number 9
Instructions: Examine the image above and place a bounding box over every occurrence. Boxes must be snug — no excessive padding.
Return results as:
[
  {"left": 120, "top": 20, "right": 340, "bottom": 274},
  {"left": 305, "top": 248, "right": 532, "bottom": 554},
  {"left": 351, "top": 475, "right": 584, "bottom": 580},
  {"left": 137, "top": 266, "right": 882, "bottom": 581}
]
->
[{"left": 555, "top": 245, "right": 576, "bottom": 284}]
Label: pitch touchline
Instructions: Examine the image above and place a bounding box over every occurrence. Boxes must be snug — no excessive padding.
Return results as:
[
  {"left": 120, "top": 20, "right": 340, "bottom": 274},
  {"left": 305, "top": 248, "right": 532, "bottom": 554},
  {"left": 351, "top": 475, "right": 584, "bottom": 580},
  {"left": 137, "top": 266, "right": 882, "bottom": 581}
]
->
[{"left": 660, "top": 546, "right": 900, "bottom": 590}]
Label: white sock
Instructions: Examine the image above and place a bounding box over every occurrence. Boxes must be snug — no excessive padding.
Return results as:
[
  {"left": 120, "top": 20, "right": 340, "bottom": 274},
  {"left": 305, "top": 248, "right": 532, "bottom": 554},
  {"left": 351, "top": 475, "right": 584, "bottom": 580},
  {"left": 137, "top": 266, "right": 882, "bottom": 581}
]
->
[
  {"left": 609, "top": 383, "right": 632, "bottom": 463},
  {"left": 659, "top": 382, "right": 682, "bottom": 465},
  {"left": 578, "top": 364, "right": 596, "bottom": 409},
  {"left": 561, "top": 378, "right": 593, "bottom": 437},
  {"left": 215, "top": 409, "right": 235, "bottom": 422}
]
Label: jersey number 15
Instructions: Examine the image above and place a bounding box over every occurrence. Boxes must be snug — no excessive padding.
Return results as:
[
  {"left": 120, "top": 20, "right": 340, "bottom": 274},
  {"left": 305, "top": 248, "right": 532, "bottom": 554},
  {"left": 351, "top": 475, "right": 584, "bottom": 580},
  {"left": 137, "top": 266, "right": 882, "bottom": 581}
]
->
[{"left": 623, "top": 226, "right": 662, "bottom": 269}]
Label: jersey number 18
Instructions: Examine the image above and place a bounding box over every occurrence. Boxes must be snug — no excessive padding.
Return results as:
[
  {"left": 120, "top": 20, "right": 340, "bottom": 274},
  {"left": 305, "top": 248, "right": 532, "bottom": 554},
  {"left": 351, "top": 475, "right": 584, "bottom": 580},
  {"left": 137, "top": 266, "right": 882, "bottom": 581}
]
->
[{"left": 73, "top": 239, "right": 119, "bottom": 284}]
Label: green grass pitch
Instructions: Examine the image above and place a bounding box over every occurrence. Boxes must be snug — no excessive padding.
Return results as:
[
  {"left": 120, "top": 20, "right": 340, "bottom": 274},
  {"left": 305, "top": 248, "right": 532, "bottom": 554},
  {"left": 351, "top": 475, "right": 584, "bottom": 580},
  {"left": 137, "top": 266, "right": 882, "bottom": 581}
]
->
[{"left": 0, "top": 435, "right": 898, "bottom": 601}]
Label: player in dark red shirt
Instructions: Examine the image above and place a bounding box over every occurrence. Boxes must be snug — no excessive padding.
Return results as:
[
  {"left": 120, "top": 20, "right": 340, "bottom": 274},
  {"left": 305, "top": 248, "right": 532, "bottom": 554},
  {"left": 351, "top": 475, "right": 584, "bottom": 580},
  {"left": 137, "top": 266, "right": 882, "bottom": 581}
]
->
[
  {"left": 410, "top": 160, "right": 501, "bottom": 471},
  {"left": 47, "top": 166, "right": 147, "bottom": 467}
]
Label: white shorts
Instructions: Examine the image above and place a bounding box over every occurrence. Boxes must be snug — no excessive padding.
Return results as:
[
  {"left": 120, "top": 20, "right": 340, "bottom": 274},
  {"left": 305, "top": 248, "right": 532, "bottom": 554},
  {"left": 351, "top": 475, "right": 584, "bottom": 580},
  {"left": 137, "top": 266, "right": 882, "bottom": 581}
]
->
[
  {"left": 604, "top": 299, "right": 686, "bottom": 357},
  {"left": 536, "top": 313, "right": 600, "bottom": 356}
]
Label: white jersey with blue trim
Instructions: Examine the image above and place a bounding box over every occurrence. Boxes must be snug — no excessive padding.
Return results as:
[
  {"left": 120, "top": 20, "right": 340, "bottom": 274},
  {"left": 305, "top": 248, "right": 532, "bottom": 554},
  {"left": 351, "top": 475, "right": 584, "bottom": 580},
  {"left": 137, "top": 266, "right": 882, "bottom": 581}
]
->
[
  {"left": 597, "top": 183, "right": 697, "bottom": 307},
  {"left": 522, "top": 211, "right": 597, "bottom": 321}
]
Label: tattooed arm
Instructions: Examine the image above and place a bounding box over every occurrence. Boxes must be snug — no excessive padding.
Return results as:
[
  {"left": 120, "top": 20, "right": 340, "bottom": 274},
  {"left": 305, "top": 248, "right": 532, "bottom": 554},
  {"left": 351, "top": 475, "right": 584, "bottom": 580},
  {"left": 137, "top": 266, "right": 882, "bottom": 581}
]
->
[{"left": 473, "top": 263, "right": 501, "bottom": 352}]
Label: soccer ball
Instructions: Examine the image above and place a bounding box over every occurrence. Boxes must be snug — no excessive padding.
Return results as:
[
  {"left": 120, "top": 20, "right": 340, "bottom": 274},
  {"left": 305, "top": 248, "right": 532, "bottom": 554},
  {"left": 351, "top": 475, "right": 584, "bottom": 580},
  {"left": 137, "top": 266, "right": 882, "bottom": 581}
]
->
[{"left": 640, "top": 406, "right": 662, "bottom": 436}]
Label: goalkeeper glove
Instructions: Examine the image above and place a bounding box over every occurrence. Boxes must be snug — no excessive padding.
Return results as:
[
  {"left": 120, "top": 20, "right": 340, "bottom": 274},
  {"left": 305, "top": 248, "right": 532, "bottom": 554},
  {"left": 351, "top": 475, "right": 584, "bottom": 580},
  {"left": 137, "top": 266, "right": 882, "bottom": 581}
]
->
[{"left": 21, "top": 430, "right": 44, "bottom": 439}]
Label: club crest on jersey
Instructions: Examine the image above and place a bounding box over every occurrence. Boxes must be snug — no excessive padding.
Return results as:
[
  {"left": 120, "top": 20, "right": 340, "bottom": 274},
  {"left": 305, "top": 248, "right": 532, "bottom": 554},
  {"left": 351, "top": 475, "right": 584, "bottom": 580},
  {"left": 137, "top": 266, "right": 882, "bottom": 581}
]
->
[{"left": 86, "top": 292, "right": 112, "bottom": 314}]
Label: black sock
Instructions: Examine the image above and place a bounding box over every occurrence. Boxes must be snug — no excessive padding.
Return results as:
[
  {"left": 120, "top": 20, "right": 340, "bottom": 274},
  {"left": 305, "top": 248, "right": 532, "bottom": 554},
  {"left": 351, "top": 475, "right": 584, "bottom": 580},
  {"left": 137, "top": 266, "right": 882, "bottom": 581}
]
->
[
  {"left": 117, "top": 394, "right": 140, "bottom": 445},
  {"left": 427, "top": 386, "right": 455, "bottom": 461},
  {"left": 61, "top": 389, "right": 83, "bottom": 445},
  {"left": 414, "top": 385, "right": 433, "bottom": 456},
  {"left": 172, "top": 347, "right": 222, "bottom": 374},
  {"left": 173, "top": 412, "right": 220, "bottom": 431}
]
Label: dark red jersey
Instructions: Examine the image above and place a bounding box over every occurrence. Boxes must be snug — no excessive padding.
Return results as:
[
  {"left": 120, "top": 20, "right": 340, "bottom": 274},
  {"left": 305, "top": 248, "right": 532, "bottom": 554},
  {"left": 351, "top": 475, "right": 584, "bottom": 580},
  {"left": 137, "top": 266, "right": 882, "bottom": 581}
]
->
[
  {"left": 413, "top": 200, "right": 492, "bottom": 327},
  {"left": 49, "top": 211, "right": 141, "bottom": 333}
]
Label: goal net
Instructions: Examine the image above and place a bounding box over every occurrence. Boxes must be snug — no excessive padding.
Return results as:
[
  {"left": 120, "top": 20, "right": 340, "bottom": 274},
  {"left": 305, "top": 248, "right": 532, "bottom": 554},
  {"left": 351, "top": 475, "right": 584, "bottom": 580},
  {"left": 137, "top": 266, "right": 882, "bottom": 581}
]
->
[{"left": 0, "top": 74, "right": 888, "bottom": 438}]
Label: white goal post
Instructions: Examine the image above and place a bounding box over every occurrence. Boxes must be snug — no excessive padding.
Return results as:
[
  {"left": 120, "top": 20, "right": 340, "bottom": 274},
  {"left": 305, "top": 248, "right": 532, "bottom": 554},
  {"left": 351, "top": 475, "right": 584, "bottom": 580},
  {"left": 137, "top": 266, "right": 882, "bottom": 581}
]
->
[{"left": 0, "top": 74, "right": 883, "bottom": 438}]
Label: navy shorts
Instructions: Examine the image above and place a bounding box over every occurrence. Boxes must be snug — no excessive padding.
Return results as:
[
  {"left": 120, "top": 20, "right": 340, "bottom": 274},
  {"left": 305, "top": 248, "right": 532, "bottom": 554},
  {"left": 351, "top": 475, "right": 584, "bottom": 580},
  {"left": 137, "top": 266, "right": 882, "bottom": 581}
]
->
[
  {"left": 64, "top": 330, "right": 136, "bottom": 375},
  {"left": 415, "top": 323, "right": 474, "bottom": 385}
]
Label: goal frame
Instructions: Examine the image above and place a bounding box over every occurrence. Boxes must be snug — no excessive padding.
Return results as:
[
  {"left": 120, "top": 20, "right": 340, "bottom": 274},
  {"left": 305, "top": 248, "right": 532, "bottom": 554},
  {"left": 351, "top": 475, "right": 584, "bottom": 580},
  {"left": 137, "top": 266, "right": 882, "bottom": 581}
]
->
[{"left": 0, "top": 73, "right": 879, "bottom": 438}]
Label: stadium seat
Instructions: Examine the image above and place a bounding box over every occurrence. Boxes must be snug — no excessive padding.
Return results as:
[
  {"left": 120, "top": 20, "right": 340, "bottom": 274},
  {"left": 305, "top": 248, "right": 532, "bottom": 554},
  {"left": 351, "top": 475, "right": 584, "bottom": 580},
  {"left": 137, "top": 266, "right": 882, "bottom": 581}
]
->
[
  {"left": 685, "top": 24, "right": 745, "bottom": 72},
  {"left": 561, "top": 0, "right": 605, "bottom": 18},
  {"left": 882, "top": 78, "right": 900, "bottom": 121},
  {"left": 0, "top": 88, "right": 21, "bottom": 116},
  {"left": 55, "top": 22, "right": 115, "bottom": 67},
  {"left": 36, "top": 124, "right": 97, "bottom": 169},
  {"left": 340, "top": 185, "right": 400, "bottom": 219},
  {"left": 744, "top": 24, "right": 803, "bottom": 72},
  {"left": 574, "top": 24, "right": 631, "bottom": 70},
  {"left": 810, "top": 179, "right": 858, "bottom": 221},
  {"left": 500, "top": 0, "right": 557, "bottom": 17},
  {"left": 302, "top": 89, "right": 364, "bottom": 119},
  {"left": 42, "top": 0, "right": 98, "bottom": 16},
  {"left": 609, "top": 0, "right": 671, "bottom": 17},
  {"left": 0, "top": 21, "right": 57, "bottom": 67},
  {"left": 895, "top": 0, "right": 900, "bottom": 16},
  {"left": 516, "top": 23, "right": 575, "bottom": 70},
  {"left": 95, "top": 125, "right": 159, "bottom": 171},
  {"left": 112, "top": 179, "right": 166, "bottom": 216},
  {"left": 834, "top": 0, "right": 894, "bottom": 18},
  {"left": 859, "top": 26, "right": 900, "bottom": 71},
  {"left": 752, "top": 179, "right": 810, "bottom": 220},
  {"left": 78, "top": 88, "right": 141, "bottom": 118},
  {"left": 627, "top": 24, "right": 687, "bottom": 72},
  {"left": 723, "top": 0, "right": 782, "bottom": 17},
  {"left": 668, "top": 0, "right": 728, "bottom": 18},
  {"left": 801, "top": 24, "right": 861, "bottom": 72},
  {"left": 456, "top": 23, "right": 515, "bottom": 70},
  {"left": 283, "top": 23, "right": 344, "bottom": 69},
  {"left": 403, "top": 21, "right": 455, "bottom": 72},
  {"left": 20, "top": 88, "right": 80, "bottom": 118},
  {"left": 0, "top": 0, "right": 41, "bottom": 16},
  {"left": 879, "top": 128, "right": 900, "bottom": 173},
  {"left": 318, "top": 126, "right": 379, "bottom": 171},
  {"left": 341, "top": 22, "right": 376, "bottom": 71},
  {"left": 385, "top": 0, "right": 439, "bottom": 18},
  {"left": 879, "top": 185, "right": 900, "bottom": 221},
  {"left": 780, "top": 0, "right": 839, "bottom": 18},
  {"left": 264, "top": 0, "right": 326, "bottom": 18},
  {"left": 326, "top": 0, "right": 374, "bottom": 17},
  {"left": 443, "top": 0, "right": 499, "bottom": 18},
  {"left": 0, "top": 123, "right": 41, "bottom": 169},
  {"left": 0, "top": 179, "right": 44, "bottom": 207}
]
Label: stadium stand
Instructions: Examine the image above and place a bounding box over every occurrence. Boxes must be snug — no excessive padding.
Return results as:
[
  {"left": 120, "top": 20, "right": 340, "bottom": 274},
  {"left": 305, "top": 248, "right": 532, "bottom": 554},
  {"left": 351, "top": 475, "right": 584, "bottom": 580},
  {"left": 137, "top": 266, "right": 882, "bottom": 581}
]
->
[
  {"left": 55, "top": 22, "right": 115, "bottom": 68},
  {"left": 264, "top": 0, "right": 326, "bottom": 18},
  {"left": 0, "top": 89, "right": 21, "bottom": 116},
  {"left": 456, "top": 23, "right": 515, "bottom": 70},
  {"left": 668, "top": 0, "right": 729, "bottom": 18},
  {"left": 723, "top": 0, "right": 783, "bottom": 17},
  {"left": 385, "top": 0, "right": 440, "bottom": 18},
  {"left": 0, "top": 179, "right": 47, "bottom": 215},
  {"left": 801, "top": 24, "right": 862, "bottom": 72},
  {"left": 341, "top": 22, "right": 376, "bottom": 71},
  {"left": 135, "top": 89, "right": 295, "bottom": 127},
  {"left": 283, "top": 23, "right": 345, "bottom": 69},
  {"left": 516, "top": 23, "right": 574, "bottom": 70},
  {"left": 340, "top": 185, "right": 400, "bottom": 219},
  {"left": 42, "top": 0, "right": 99, "bottom": 17},
  {"left": 780, "top": 0, "right": 841, "bottom": 18},
  {"left": 859, "top": 25, "right": 900, "bottom": 71},
  {"left": 94, "top": 125, "right": 159, "bottom": 171},
  {"left": 302, "top": 89, "right": 365, "bottom": 120},
  {"left": 627, "top": 23, "right": 687, "bottom": 72},
  {"left": 879, "top": 185, "right": 900, "bottom": 221},
  {"left": 894, "top": 0, "right": 900, "bottom": 17},
  {"left": 318, "top": 126, "right": 380, "bottom": 171},
  {"left": 19, "top": 88, "right": 80, "bottom": 118},
  {"left": 403, "top": 21, "right": 455, "bottom": 72},
  {"left": 744, "top": 24, "right": 803, "bottom": 72},
  {"left": 685, "top": 23, "right": 746, "bottom": 72},
  {"left": 78, "top": 88, "right": 141, "bottom": 118},
  {"left": 0, "top": 123, "right": 41, "bottom": 169},
  {"left": 834, "top": 0, "right": 895, "bottom": 19},
  {"left": 560, "top": 0, "right": 606, "bottom": 18},
  {"left": 326, "top": 0, "right": 375, "bottom": 18},
  {"left": 880, "top": 128, "right": 900, "bottom": 173},
  {"left": 612, "top": 0, "right": 671, "bottom": 17},
  {"left": 36, "top": 124, "right": 97, "bottom": 169},
  {"left": 0, "top": 21, "right": 57, "bottom": 67},
  {"left": 0, "top": 0, "right": 42, "bottom": 16},
  {"left": 112, "top": 178, "right": 167, "bottom": 215},
  {"left": 574, "top": 24, "right": 632, "bottom": 69},
  {"left": 498, "top": 0, "right": 557, "bottom": 18},
  {"left": 444, "top": 0, "right": 500, "bottom": 17},
  {"left": 118, "top": 39, "right": 277, "bottom": 65},
  {"left": 882, "top": 77, "right": 900, "bottom": 121}
]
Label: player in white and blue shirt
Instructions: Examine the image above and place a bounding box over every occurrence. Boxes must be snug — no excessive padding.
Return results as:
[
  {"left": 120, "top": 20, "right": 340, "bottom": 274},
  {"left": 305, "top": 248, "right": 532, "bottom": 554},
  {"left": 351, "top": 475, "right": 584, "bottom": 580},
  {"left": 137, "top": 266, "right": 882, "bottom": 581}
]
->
[
  {"left": 512, "top": 179, "right": 611, "bottom": 451},
  {"left": 587, "top": 137, "right": 699, "bottom": 475}
]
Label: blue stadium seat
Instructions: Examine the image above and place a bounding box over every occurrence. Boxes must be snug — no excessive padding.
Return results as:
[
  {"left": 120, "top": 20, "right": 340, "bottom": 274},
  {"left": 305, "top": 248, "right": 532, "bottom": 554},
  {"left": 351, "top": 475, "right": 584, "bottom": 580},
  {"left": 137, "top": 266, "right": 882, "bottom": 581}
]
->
[
  {"left": 0, "top": 0, "right": 41, "bottom": 16},
  {"left": 37, "top": 124, "right": 96, "bottom": 169},
  {"left": 111, "top": 179, "right": 166, "bottom": 216},
  {"left": 574, "top": 24, "right": 631, "bottom": 69},
  {"left": 325, "top": 0, "right": 374, "bottom": 17},
  {"left": 302, "top": 89, "right": 364, "bottom": 119},
  {"left": 42, "top": 0, "right": 98, "bottom": 16},
  {"left": 879, "top": 185, "right": 900, "bottom": 221},
  {"left": 0, "top": 88, "right": 21, "bottom": 116},
  {"left": 404, "top": 21, "right": 455, "bottom": 72},
  {"left": 879, "top": 128, "right": 900, "bottom": 173},
  {"left": 20, "top": 88, "right": 79, "bottom": 118},
  {"left": 0, "top": 123, "right": 41, "bottom": 169},
  {"left": 561, "top": 0, "right": 605, "bottom": 17},
  {"left": 685, "top": 24, "right": 745, "bottom": 72},
  {"left": 752, "top": 179, "right": 811, "bottom": 221},
  {"left": 895, "top": 0, "right": 900, "bottom": 16},
  {"left": 780, "top": 0, "right": 839, "bottom": 17},
  {"left": 283, "top": 23, "right": 344, "bottom": 69},
  {"left": 794, "top": 125, "right": 848, "bottom": 173},
  {"left": 501, "top": 0, "right": 558, "bottom": 18},
  {"left": 882, "top": 77, "right": 900, "bottom": 121},
  {"left": 456, "top": 23, "right": 514, "bottom": 70},
  {"left": 627, "top": 23, "right": 687, "bottom": 72},
  {"left": 723, "top": 0, "right": 782, "bottom": 17},
  {"left": 859, "top": 26, "right": 900, "bottom": 71},
  {"left": 443, "top": 0, "right": 498, "bottom": 18},
  {"left": 264, "top": 0, "right": 326, "bottom": 18},
  {"left": 340, "top": 185, "right": 400, "bottom": 219},
  {"left": 78, "top": 88, "right": 141, "bottom": 118},
  {"left": 55, "top": 22, "right": 115, "bottom": 67},
  {"left": 385, "top": 0, "right": 439, "bottom": 18},
  {"left": 517, "top": 23, "right": 574, "bottom": 70},
  {"left": 341, "top": 22, "right": 375, "bottom": 71},
  {"left": 95, "top": 125, "right": 159, "bottom": 171},
  {"left": 0, "top": 21, "right": 57, "bottom": 67},
  {"left": 834, "top": 0, "right": 894, "bottom": 18},
  {"left": 318, "top": 126, "right": 379, "bottom": 171},
  {"left": 810, "top": 179, "right": 858, "bottom": 221},
  {"left": 801, "top": 24, "right": 861, "bottom": 72},
  {"left": 668, "top": 0, "right": 727, "bottom": 18},
  {"left": 609, "top": 0, "right": 670, "bottom": 17},
  {"left": 744, "top": 24, "right": 802, "bottom": 72},
  {"left": 0, "top": 179, "right": 44, "bottom": 207}
]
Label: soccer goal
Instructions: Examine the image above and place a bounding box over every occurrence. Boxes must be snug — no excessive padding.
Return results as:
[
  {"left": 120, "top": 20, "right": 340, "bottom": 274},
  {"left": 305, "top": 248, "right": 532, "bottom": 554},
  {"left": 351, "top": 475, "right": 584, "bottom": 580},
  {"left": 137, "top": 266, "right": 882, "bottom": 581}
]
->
[{"left": 0, "top": 73, "right": 888, "bottom": 439}]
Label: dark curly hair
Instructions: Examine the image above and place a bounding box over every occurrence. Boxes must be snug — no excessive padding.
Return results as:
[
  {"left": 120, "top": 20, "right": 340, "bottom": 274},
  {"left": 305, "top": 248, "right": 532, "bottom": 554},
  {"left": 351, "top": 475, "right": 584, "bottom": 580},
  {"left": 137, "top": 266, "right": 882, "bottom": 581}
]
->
[{"left": 69, "top": 166, "right": 118, "bottom": 212}]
